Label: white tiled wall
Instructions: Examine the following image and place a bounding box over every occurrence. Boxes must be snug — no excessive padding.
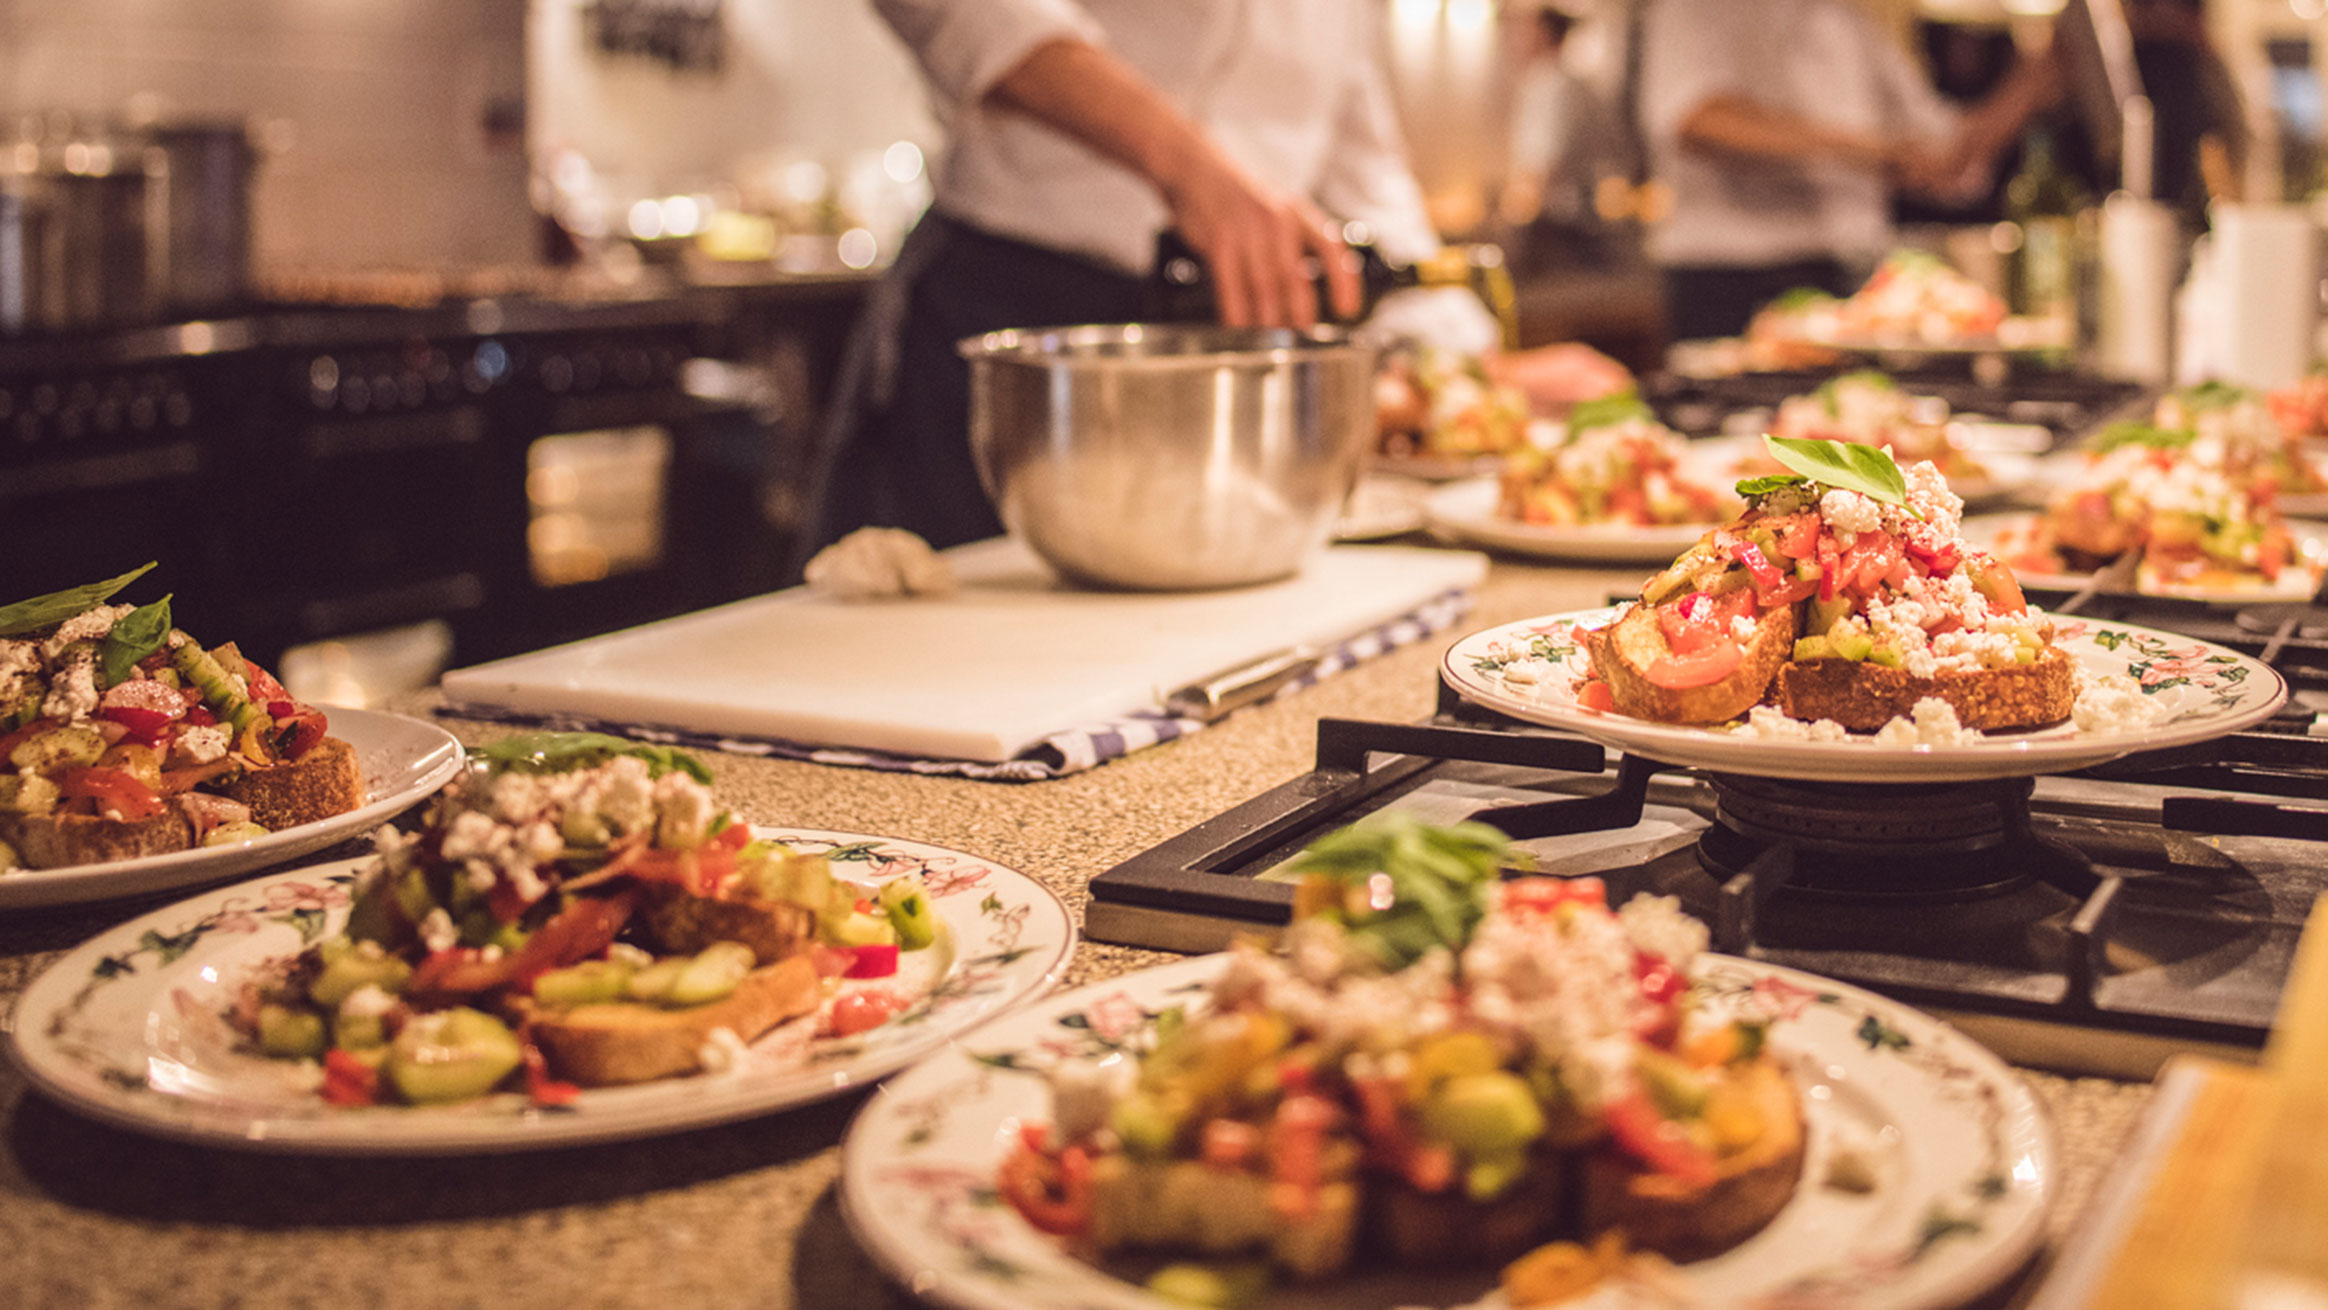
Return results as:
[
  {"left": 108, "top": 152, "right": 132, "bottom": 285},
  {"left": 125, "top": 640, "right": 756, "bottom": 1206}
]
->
[
  {"left": 527, "top": 0, "right": 937, "bottom": 209},
  {"left": 0, "top": 0, "right": 535, "bottom": 271}
]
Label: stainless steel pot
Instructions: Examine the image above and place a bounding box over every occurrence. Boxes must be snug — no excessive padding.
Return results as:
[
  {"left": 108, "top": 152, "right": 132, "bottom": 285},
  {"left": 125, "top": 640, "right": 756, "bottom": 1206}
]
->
[
  {"left": 142, "top": 122, "right": 255, "bottom": 317},
  {"left": 961, "top": 323, "right": 1380, "bottom": 591}
]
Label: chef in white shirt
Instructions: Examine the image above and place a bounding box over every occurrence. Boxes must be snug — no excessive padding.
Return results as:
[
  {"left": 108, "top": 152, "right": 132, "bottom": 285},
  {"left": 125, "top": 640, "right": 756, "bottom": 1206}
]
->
[
  {"left": 1637, "top": 0, "right": 2055, "bottom": 341},
  {"left": 798, "top": 0, "right": 1479, "bottom": 561}
]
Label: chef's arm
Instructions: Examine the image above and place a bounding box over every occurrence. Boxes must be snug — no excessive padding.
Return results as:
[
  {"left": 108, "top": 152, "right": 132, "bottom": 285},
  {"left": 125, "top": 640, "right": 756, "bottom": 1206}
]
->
[
  {"left": 983, "top": 37, "right": 1359, "bottom": 328},
  {"left": 1676, "top": 96, "right": 1897, "bottom": 173}
]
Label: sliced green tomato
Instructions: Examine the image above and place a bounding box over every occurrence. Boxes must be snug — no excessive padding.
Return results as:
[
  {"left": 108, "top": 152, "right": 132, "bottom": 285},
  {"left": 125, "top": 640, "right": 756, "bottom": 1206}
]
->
[
  {"left": 531, "top": 959, "right": 635, "bottom": 1007},
  {"left": 877, "top": 875, "right": 938, "bottom": 950},
  {"left": 1792, "top": 636, "right": 1833, "bottom": 662},
  {"left": 308, "top": 950, "right": 412, "bottom": 1009},
  {"left": 384, "top": 1007, "right": 523, "bottom": 1104},
  {"left": 258, "top": 1003, "right": 328, "bottom": 1059},
  {"left": 1831, "top": 631, "right": 1874, "bottom": 661},
  {"left": 667, "top": 941, "right": 756, "bottom": 1005},
  {"left": 1145, "top": 1262, "right": 1271, "bottom": 1310},
  {"left": 826, "top": 908, "right": 898, "bottom": 949}
]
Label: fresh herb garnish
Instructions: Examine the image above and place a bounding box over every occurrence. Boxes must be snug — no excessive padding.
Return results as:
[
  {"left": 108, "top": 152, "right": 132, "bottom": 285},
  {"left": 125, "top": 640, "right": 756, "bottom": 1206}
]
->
[
  {"left": 1564, "top": 390, "right": 1655, "bottom": 436},
  {"left": 0, "top": 562, "right": 157, "bottom": 637},
  {"left": 2089, "top": 421, "right": 2195, "bottom": 453},
  {"left": 1762, "top": 435, "right": 1912, "bottom": 508},
  {"left": 476, "top": 731, "right": 714, "bottom": 783},
  {"left": 2175, "top": 380, "right": 2249, "bottom": 413},
  {"left": 1284, "top": 813, "right": 1521, "bottom": 971},
  {"left": 98, "top": 594, "right": 173, "bottom": 687},
  {"left": 1735, "top": 472, "right": 1809, "bottom": 499}
]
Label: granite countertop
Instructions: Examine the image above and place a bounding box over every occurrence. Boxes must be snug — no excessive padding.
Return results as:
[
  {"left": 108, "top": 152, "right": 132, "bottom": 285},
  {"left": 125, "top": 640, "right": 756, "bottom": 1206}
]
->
[{"left": 0, "top": 554, "right": 2155, "bottom": 1308}]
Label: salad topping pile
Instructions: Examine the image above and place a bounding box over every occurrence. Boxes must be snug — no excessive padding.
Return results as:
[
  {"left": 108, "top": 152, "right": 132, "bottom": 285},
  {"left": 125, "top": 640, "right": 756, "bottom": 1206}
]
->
[{"left": 1496, "top": 393, "right": 1735, "bottom": 529}]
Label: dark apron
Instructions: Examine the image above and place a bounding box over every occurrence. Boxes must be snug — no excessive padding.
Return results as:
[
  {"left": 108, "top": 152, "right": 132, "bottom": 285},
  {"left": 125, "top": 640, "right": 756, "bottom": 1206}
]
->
[{"left": 790, "top": 212, "right": 1148, "bottom": 577}]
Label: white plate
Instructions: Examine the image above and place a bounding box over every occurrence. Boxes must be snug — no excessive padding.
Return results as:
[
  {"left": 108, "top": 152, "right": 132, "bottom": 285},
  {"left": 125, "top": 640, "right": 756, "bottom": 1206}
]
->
[
  {"left": 8, "top": 827, "right": 1074, "bottom": 1153},
  {"left": 841, "top": 953, "right": 2055, "bottom": 1310},
  {"left": 1335, "top": 473, "right": 1431, "bottom": 541},
  {"left": 1423, "top": 478, "right": 1719, "bottom": 565},
  {"left": 1368, "top": 451, "right": 1505, "bottom": 483},
  {"left": 1961, "top": 512, "right": 2328, "bottom": 602},
  {"left": 1440, "top": 609, "right": 2287, "bottom": 783},
  {"left": 0, "top": 706, "right": 464, "bottom": 912}
]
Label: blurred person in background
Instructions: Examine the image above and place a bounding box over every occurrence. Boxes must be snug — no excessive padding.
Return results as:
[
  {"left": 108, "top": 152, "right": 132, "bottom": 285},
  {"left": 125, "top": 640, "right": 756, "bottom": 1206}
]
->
[
  {"left": 1498, "top": 1, "right": 1635, "bottom": 253},
  {"left": 1637, "top": 0, "right": 2059, "bottom": 341},
  {"left": 2125, "top": 0, "right": 2248, "bottom": 226},
  {"left": 799, "top": 0, "right": 1629, "bottom": 566}
]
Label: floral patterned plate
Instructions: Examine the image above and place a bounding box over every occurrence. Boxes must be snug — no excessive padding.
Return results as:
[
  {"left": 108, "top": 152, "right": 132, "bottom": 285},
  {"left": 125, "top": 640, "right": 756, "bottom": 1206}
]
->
[
  {"left": 1440, "top": 609, "right": 2287, "bottom": 783},
  {"left": 840, "top": 953, "right": 2055, "bottom": 1310},
  {"left": 0, "top": 706, "right": 464, "bottom": 912},
  {"left": 7, "top": 827, "right": 1073, "bottom": 1153}
]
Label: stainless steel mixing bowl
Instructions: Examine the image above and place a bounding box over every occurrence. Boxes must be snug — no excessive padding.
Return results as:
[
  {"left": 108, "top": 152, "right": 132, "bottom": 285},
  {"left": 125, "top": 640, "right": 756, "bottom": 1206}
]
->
[{"left": 960, "top": 323, "right": 1381, "bottom": 590}]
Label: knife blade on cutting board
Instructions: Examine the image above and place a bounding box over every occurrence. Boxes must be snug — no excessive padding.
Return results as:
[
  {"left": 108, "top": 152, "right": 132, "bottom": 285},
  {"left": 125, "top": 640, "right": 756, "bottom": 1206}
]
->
[
  {"left": 2033, "top": 893, "right": 2328, "bottom": 1309},
  {"left": 439, "top": 539, "right": 1489, "bottom": 762}
]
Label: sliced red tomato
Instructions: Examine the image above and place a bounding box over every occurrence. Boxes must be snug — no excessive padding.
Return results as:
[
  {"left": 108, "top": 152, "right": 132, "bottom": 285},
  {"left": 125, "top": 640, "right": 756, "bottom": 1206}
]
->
[
  {"left": 1770, "top": 512, "right": 1821, "bottom": 560},
  {"left": 271, "top": 709, "right": 328, "bottom": 761},
  {"left": 1576, "top": 680, "right": 1616, "bottom": 713},
  {"left": 1815, "top": 535, "right": 1842, "bottom": 601},
  {"left": 1728, "top": 541, "right": 1783, "bottom": 590},
  {"left": 1645, "top": 640, "right": 1743, "bottom": 690},
  {"left": 519, "top": 1040, "right": 581, "bottom": 1108},
  {"left": 243, "top": 659, "right": 290, "bottom": 706},
  {"left": 54, "top": 766, "right": 166, "bottom": 820},
  {"left": 1504, "top": 876, "right": 1606, "bottom": 913},
  {"left": 829, "top": 988, "right": 907, "bottom": 1036},
  {"left": 998, "top": 1140, "right": 1094, "bottom": 1236},
  {"left": 1603, "top": 1092, "right": 1719, "bottom": 1188},
  {"left": 406, "top": 893, "right": 635, "bottom": 1000},
  {"left": 320, "top": 1049, "right": 382, "bottom": 1107},
  {"left": 843, "top": 943, "right": 900, "bottom": 978}
]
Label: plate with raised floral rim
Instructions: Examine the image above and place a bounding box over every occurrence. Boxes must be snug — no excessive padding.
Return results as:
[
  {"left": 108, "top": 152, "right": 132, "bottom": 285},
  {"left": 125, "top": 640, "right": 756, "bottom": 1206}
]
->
[
  {"left": 1960, "top": 513, "right": 2328, "bottom": 603},
  {"left": 1423, "top": 478, "right": 1727, "bottom": 566},
  {"left": 0, "top": 707, "right": 465, "bottom": 912},
  {"left": 840, "top": 951, "right": 2054, "bottom": 1310},
  {"left": 7, "top": 826, "right": 1073, "bottom": 1153},
  {"left": 1438, "top": 608, "right": 2286, "bottom": 783}
]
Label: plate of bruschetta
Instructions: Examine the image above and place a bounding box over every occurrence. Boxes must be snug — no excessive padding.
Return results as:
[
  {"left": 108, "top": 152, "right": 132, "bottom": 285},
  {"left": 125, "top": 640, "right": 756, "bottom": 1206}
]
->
[
  {"left": 9, "top": 734, "right": 1073, "bottom": 1151},
  {"left": 842, "top": 815, "right": 2055, "bottom": 1310},
  {"left": 0, "top": 565, "right": 464, "bottom": 909},
  {"left": 1437, "top": 438, "right": 2285, "bottom": 783}
]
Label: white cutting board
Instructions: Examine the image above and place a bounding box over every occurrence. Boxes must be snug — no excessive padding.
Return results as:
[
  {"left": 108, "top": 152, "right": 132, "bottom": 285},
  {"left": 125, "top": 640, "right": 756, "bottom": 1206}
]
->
[{"left": 441, "top": 539, "right": 1489, "bottom": 763}]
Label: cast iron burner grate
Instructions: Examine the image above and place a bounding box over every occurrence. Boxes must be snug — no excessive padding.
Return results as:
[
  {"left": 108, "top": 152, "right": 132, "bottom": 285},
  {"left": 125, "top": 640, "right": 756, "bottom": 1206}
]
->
[{"left": 1697, "top": 775, "right": 2074, "bottom": 900}]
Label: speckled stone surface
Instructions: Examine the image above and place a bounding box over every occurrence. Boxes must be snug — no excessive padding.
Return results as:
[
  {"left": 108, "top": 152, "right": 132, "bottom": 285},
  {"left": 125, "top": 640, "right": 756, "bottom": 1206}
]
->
[{"left": 0, "top": 555, "right": 2164, "bottom": 1308}]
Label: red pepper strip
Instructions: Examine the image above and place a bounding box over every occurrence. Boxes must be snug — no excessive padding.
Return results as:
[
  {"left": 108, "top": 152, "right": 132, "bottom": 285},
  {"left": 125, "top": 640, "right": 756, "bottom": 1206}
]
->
[
  {"left": 843, "top": 942, "right": 900, "bottom": 978},
  {"left": 320, "top": 1049, "right": 381, "bottom": 1107},
  {"left": 520, "top": 1039, "right": 581, "bottom": 1108},
  {"left": 1729, "top": 541, "right": 1783, "bottom": 590},
  {"left": 99, "top": 705, "right": 176, "bottom": 746},
  {"left": 55, "top": 766, "right": 167, "bottom": 820},
  {"left": 998, "top": 1140, "right": 1094, "bottom": 1236},
  {"left": 1603, "top": 1093, "right": 1719, "bottom": 1189},
  {"left": 1268, "top": 1093, "right": 1337, "bottom": 1219},
  {"left": 1816, "top": 536, "right": 1842, "bottom": 601},
  {"left": 406, "top": 892, "right": 636, "bottom": 1001},
  {"left": 1635, "top": 952, "right": 1685, "bottom": 1005}
]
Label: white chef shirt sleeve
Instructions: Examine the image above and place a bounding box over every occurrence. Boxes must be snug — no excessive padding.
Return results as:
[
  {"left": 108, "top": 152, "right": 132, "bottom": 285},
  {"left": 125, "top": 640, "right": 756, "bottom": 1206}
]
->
[
  {"left": 1865, "top": 23, "right": 1961, "bottom": 144},
  {"left": 1635, "top": 0, "right": 1757, "bottom": 152},
  {"left": 871, "top": 0, "right": 1107, "bottom": 108},
  {"left": 1309, "top": 46, "right": 1441, "bottom": 266}
]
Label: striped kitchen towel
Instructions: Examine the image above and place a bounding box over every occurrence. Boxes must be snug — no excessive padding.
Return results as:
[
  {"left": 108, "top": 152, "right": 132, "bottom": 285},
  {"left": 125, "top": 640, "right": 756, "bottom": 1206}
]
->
[{"left": 441, "top": 588, "right": 1472, "bottom": 782}]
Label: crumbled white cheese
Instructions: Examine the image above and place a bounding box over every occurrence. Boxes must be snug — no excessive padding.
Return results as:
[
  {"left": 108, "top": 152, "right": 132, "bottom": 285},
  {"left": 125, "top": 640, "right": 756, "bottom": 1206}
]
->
[
  {"left": 338, "top": 984, "right": 399, "bottom": 1022},
  {"left": 697, "top": 1025, "right": 748, "bottom": 1075},
  {"left": 1819, "top": 488, "right": 1882, "bottom": 534},
  {"left": 607, "top": 942, "right": 655, "bottom": 968},
  {"left": 1874, "top": 697, "right": 1983, "bottom": 745},
  {"left": 171, "top": 724, "right": 230, "bottom": 766},
  {"left": 40, "top": 604, "right": 130, "bottom": 659},
  {"left": 1739, "top": 705, "right": 1850, "bottom": 741},
  {"left": 1618, "top": 893, "right": 1709, "bottom": 966},
  {"left": 419, "top": 907, "right": 458, "bottom": 954},
  {"left": 2073, "top": 669, "right": 2164, "bottom": 734},
  {"left": 39, "top": 648, "right": 99, "bottom": 720},
  {"left": 1046, "top": 1053, "right": 1138, "bottom": 1144},
  {"left": 1729, "top": 614, "right": 1758, "bottom": 641}
]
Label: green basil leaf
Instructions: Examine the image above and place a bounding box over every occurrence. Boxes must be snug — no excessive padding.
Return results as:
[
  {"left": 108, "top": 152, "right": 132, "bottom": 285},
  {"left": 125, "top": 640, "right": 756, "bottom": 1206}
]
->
[
  {"left": 2089, "top": 420, "right": 2195, "bottom": 453},
  {"left": 1564, "top": 390, "right": 1655, "bottom": 435},
  {"left": 1734, "top": 473, "right": 1809, "bottom": 499},
  {"left": 476, "top": 731, "right": 713, "bottom": 783},
  {"left": 99, "top": 594, "right": 173, "bottom": 687},
  {"left": 0, "top": 562, "right": 158, "bottom": 638},
  {"left": 1762, "top": 435, "right": 1909, "bottom": 507},
  {"left": 2175, "top": 380, "right": 2248, "bottom": 413}
]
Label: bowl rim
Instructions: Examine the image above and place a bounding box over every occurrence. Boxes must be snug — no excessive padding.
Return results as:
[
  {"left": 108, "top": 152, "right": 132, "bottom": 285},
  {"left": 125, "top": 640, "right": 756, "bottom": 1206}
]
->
[{"left": 957, "top": 321, "right": 1384, "bottom": 367}]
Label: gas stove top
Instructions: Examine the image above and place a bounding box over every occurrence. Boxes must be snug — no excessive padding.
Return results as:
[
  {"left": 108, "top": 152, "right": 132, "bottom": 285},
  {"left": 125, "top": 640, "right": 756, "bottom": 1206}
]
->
[{"left": 1089, "top": 590, "right": 2328, "bottom": 1080}]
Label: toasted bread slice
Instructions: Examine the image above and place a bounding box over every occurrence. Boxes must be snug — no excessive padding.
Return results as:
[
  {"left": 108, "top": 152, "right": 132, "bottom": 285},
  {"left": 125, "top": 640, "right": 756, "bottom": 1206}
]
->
[
  {"left": 0, "top": 809, "right": 194, "bottom": 869},
  {"left": 1585, "top": 601, "right": 1797, "bottom": 725},
  {"left": 522, "top": 954, "right": 821, "bottom": 1087},
  {"left": 220, "top": 735, "right": 365, "bottom": 832},
  {"left": 1580, "top": 1056, "right": 1805, "bottom": 1262},
  {"left": 640, "top": 885, "right": 815, "bottom": 964},
  {"left": 1775, "top": 644, "right": 2075, "bottom": 732},
  {"left": 1086, "top": 1149, "right": 1362, "bottom": 1280},
  {"left": 1366, "top": 1146, "right": 1568, "bottom": 1265}
]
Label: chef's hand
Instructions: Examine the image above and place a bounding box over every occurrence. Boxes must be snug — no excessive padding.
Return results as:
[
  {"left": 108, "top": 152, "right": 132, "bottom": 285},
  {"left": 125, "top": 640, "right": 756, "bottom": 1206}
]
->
[{"left": 1161, "top": 144, "right": 1361, "bottom": 330}]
